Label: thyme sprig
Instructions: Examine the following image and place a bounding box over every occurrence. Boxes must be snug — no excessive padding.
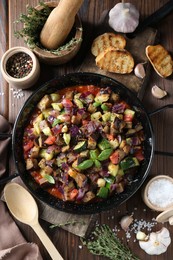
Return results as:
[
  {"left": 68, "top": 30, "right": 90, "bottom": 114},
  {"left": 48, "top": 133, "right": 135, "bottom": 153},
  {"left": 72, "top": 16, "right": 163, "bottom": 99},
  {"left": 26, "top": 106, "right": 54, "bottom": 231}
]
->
[
  {"left": 14, "top": 2, "right": 51, "bottom": 48},
  {"left": 14, "top": 2, "right": 82, "bottom": 53},
  {"left": 81, "top": 224, "right": 139, "bottom": 260},
  {"left": 50, "top": 220, "right": 86, "bottom": 229}
]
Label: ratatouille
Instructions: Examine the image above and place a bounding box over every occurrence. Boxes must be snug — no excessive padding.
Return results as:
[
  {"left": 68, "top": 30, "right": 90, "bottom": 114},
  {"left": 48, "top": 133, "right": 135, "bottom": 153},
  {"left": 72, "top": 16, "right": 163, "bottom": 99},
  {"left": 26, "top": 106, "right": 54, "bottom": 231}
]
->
[{"left": 23, "top": 85, "right": 145, "bottom": 203}]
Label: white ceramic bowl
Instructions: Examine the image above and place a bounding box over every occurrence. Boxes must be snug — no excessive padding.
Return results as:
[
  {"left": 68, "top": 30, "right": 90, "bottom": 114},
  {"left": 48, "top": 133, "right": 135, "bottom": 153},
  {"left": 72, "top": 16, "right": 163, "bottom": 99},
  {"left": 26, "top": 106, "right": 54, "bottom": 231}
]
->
[{"left": 1, "top": 46, "right": 40, "bottom": 89}]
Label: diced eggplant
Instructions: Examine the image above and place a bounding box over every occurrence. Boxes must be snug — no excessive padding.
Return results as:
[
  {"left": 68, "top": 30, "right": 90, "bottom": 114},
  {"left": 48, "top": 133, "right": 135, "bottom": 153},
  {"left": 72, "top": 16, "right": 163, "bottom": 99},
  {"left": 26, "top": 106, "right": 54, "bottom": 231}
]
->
[
  {"left": 37, "top": 95, "right": 52, "bottom": 111},
  {"left": 30, "top": 146, "right": 40, "bottom": 158},
  {"left": 61, "top": 145, "right": 70, "bottom": 153},
  {"left": 26, "top": 158, "right": 38, "bottom": 170},
  {"left": 68, "top": 167, "right": 87, "bottom": 188},
  {"left": 71, "top": 114, "right": 82, "bottom": 125},
  {"left": 87, "top": 103, "right": 97, "bottom": 113},
  {"left": 110, "top": 92, "right": 120, "bottom": 102},
  {"left": 44, "top": 165, "right": 53, "bottom": 175},
  {"left": 87, "top": 136, "right": 97, "bottom": 149},
  {"left": 38, "top": 158, "right": 46, "bottom": 169},
  {"left": 82, "top": 191, "right": 95, "bottom": 202}
]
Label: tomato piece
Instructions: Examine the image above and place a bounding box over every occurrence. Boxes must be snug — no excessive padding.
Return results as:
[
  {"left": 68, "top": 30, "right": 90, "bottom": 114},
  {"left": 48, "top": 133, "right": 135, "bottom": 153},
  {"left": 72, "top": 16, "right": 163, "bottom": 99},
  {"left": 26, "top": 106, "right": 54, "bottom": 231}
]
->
[
  {"left": 82, "top": 119, "right": 88, "bottom": 125},
  {"left": 70, "top": 189, "right": 79, "bottom": 200},
  {"left": 23, "top": 140, "right": 34, "bottom": 152},
  {"left": 110, "top": 151, "right": 119, "bottom": 164},
  {"left": 47, "top": 187, "right": 64, "bottom": 200},
  {"left": 62, "top": 98, "right": 73, "bottom": 107},
  {"left": 134, "top": 149, "right": 145, "bottom": 161},
  {"left": 44, "top": 136, "right": 56, "bottom": 145},
  {"left": 106, "top": 134, "right": 114, "bottom": 141}
]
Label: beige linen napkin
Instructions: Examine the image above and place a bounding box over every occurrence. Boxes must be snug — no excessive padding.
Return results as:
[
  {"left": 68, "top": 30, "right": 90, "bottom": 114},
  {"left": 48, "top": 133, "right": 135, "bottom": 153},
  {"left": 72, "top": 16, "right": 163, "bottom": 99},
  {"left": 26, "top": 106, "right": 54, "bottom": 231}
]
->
[
  {"left": 0, "top": 201, "right": 43, "bottom": 260},
  {"left": 0, "top": 115, "right": 43, "bottom": 260},
  {"left": 0, "top": 115, "right": 96, "bottom": 239}
]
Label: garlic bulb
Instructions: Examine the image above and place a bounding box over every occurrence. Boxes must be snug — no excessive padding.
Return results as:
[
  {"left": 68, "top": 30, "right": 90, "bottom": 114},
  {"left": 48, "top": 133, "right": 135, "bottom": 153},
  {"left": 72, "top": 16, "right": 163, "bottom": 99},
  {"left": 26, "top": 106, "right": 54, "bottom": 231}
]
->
[
  {"left": 119, "top": 215, "right": 133, "bottom": 231},
  {"left": 109, "top": 3, "right": 140, "bottom": 33},
  {"left": 139, "top": 227, "right": 171, "bottom": 255},
  {"left": 151, "top": 85, "right": 167, "bottom": 99},
  {"left": 134, "top": 63, "right": 146, "bottom": 79}
]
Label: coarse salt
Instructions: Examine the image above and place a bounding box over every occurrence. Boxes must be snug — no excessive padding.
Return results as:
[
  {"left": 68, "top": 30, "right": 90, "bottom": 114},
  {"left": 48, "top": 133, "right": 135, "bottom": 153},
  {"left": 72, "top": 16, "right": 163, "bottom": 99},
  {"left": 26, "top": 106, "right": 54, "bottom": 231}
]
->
[{"left": 147, "top": 179, "right": 173, "bottom": 208}]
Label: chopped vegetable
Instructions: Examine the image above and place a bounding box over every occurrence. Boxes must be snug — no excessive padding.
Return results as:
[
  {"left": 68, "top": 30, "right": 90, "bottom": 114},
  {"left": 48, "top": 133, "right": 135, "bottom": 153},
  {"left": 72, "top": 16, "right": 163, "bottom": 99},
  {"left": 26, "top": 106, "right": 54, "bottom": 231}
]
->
[
  {"left": 81, "top": 224, "right": 139, "bottom": 259},
  {"left": 23, "top": 85, "right": 145, "bottom": 203}
]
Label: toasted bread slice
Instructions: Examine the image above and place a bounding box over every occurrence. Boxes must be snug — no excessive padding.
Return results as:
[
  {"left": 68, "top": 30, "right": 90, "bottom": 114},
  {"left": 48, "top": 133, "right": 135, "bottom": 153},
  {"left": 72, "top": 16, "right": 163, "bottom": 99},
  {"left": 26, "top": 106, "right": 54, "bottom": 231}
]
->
[
  {"left": 91, "top": 32, "right": 126, "bottom": 57},
  {"left": 95, "top": 47, "right": 134, "bottom": 74},
  {"left": 146, "top": 44, "right": 173, "bottom": 78}
]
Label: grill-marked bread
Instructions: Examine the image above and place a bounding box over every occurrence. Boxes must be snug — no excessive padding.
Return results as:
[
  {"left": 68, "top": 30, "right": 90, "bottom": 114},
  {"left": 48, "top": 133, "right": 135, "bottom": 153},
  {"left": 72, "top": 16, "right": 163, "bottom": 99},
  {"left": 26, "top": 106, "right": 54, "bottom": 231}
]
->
[
  {"left": 95, "top": 47, "right": 134, "bottom": 74},
  {"left": 91, "top": 32, "right": 126, "bottom": 57},
  {"left": 146, "top": 44, "right": 173, "bottom": 78}
]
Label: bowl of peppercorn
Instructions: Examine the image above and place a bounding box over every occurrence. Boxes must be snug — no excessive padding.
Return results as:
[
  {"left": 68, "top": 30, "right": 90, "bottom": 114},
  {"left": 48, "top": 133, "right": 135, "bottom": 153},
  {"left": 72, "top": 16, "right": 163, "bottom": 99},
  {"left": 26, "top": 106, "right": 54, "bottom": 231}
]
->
[{"left": 0, "top": 46, "right": 40, "bottom": 89}]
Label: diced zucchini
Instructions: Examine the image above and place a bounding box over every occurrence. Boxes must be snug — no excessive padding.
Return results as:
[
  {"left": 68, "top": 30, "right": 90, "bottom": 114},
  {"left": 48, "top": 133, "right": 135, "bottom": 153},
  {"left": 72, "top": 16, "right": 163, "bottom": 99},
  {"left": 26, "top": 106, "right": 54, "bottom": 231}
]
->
[
  {"left": 61, "top": 125, "right": 68, "bottom": 133},
  {"left": 50, "top": 93, "right": 60, "bottom": 102},
  {"left": 51, "top": 103, "right": 63, "bottom": 111},
  {"left": 40, "top": 149, "right": 54, "bottom": 160},
  {"left": 42, "top": 109, "right": 51, "bottom": 119},
  {"left": 97, "top": 178, "right": 106, "bottom": 187},
  {"left": 42, "top": 126, "right": 52, "bottom": 136},
  {"left": 109, "top": 139, "right": 119, "bottom": 149},
  {"left": 102, "top": 112, "right": 111, "bottom": 122},
  {"left": 74, "top": 98, "right": 83, "bottom": 108},
  {"left": 120, "top": 157, "right": 139, "bottom": 170},
  {"left": 63, "top": 133, "right": 71, "bottom": 145},
  {"left": 108, "top": 163, "right": 119, "bottom": 177},
  {"left": 95, "top": 93, "right": 109, "bottom": 103},
  {"left": 33, "top": 114, "right": 43, "bottom": 135},
  {"left": 33, "top": 122, "right": 41, "bottom": 135},
  {"left": 91, "top": 111, "right": 102, "bottom": 121},
  {"left": 74, "top": 141, "right": 87, "bottom": 153}
]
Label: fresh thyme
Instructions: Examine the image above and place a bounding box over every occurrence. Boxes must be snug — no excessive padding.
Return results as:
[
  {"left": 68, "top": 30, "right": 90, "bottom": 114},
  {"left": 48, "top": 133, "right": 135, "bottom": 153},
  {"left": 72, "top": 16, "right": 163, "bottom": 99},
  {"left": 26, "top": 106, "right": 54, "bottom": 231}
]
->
[
  {"left": 81, "top": 224, "right": 139, "bottom": 260},
  {"left": 14, "top": 2, "right": 51, "bottom": 48},
  {"left": 14, "top": 2, "right": 82, "bottom": 54},
  {"left": 49, "top": 220, "right": 86, "bottom": 229}
]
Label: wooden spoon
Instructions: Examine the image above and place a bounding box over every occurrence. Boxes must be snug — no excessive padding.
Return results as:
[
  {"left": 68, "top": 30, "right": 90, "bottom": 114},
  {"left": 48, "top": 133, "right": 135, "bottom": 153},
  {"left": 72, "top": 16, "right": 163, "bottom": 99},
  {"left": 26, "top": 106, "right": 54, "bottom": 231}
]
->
[{"left": 4, "top": 183, "right": 63, "bottom": 260}]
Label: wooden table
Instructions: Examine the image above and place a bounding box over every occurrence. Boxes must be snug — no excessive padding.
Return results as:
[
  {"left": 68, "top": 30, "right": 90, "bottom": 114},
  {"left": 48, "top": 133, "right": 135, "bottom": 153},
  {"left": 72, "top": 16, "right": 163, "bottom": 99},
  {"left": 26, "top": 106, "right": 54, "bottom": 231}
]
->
[{"left": 1, "top": 1, "right": 173, "bottom": 259}]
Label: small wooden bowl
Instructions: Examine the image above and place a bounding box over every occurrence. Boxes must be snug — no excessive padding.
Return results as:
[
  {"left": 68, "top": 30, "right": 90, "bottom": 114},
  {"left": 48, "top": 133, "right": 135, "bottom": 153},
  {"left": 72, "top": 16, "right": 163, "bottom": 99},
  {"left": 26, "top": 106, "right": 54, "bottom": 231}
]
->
[
  {"left": 31, "top": 1, "right": 83, "bottom": 65},
  {"left": 142, "top": 175, "right": 173, "bottom": 212}
]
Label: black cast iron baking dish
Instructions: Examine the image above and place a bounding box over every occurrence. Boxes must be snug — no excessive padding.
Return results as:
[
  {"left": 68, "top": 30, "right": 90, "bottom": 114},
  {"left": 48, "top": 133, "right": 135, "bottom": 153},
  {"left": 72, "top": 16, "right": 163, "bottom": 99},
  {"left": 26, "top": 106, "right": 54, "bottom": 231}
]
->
[{"left": 9, "top": 72, "right": 154, "bottom": 214}]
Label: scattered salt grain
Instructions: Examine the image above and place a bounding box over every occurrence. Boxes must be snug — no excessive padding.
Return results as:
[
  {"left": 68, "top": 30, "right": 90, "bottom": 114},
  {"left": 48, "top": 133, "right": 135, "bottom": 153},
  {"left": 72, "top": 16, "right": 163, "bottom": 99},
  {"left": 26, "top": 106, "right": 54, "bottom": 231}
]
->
[
  {"left": 147, "top": 178, "right": 173, "bottom": 208},
  {"left": 11, "top": 88, "right": 25, "bottom": 99}
]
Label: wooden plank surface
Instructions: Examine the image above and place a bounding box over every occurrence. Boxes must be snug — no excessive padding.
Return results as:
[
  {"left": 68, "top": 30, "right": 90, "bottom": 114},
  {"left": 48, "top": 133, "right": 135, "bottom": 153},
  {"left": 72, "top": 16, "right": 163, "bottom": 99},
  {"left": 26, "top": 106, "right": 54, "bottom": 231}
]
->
[{"left": 1, "top": 1, "right": 173, "bottom": 260}]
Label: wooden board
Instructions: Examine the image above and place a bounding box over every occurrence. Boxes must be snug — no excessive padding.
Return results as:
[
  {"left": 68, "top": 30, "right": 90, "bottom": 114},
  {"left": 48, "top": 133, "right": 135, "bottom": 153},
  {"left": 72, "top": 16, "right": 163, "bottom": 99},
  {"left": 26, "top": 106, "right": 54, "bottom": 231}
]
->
[{"left": 79, "top": 10, "right": 158, "bottom": 99}]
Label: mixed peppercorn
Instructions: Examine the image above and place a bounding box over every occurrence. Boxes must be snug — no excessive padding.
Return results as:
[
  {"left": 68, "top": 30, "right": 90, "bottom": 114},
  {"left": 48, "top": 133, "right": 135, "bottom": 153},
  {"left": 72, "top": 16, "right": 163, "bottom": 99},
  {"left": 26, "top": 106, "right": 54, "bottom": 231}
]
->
[
  {"left": 6, "top": 52, "right": 33, "bottom": 78},
  {"left": 23, "top": 85, "right": 145, "bottom": 203}
]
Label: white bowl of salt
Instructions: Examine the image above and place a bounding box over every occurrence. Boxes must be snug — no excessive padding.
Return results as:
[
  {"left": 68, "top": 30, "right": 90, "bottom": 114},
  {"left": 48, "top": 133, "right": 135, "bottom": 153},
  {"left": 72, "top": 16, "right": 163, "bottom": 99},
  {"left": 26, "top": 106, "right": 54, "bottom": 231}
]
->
[{"left": 142, "top": 175, "right": 173, "bottom": 212}]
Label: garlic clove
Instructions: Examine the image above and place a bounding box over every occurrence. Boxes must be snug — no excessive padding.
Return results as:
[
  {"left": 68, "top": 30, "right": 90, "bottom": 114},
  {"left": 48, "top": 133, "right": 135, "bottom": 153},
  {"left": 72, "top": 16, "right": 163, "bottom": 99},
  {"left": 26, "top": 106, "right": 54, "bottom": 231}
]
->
[
  {"left": 119, "top": 215, "right": 133, "bottom": 231},
  {"left": 151, "top": 85, "right": 167, "bottom": 99},
  {"left": 136, "top": 231, "right": 149, "bottom": 241},
  {"left": 134, "top": 63, "right": 146, "bottom": 79}
]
